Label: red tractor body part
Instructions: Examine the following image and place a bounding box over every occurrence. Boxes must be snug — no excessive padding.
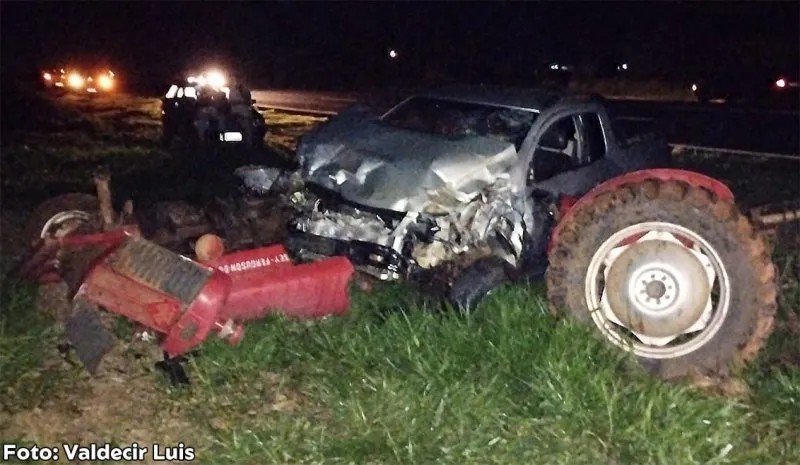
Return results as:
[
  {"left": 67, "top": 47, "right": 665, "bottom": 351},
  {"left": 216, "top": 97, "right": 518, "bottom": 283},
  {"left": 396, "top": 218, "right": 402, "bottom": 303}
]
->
[
  {"left": 548, "top": 168, "right": 736, "bottom": 254},
  {"left": 76, "top": 236, "right": 238, "bottom": 356},
  {"left": 206, "top": 245, "right": 354, "bottom": 320},
  {"left": 19, "top": 230, "right": 355, "bottom": 359},
  {"left": 17, "top": 225, "right": 142, "bottom": 284}
]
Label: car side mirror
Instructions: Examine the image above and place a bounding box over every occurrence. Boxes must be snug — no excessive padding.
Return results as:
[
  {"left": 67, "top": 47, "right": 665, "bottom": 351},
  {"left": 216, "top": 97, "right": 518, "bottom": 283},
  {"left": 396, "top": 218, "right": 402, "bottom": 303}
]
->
[{"left": 251, "top": 99, "right": 257, "bottom": 104}]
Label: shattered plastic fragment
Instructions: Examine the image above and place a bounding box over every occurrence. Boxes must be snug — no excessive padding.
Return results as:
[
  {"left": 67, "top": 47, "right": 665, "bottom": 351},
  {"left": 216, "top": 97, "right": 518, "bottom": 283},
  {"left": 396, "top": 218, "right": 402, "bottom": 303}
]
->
[{"left": 235, "top": 166, "right": 283, "bottom": 194}]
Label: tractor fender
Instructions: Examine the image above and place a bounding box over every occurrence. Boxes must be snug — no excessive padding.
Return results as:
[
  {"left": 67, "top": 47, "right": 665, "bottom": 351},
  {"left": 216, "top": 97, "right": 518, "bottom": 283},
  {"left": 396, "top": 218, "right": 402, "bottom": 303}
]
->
[{"left": 547, "top": 168, "right": 735, "bottom": 254}]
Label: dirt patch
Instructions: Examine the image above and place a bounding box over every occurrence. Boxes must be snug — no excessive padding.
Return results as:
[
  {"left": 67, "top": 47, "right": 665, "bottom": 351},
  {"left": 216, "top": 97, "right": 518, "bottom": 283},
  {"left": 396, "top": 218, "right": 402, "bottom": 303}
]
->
[
  {"left": 1, "top": 337, "right": 203, "bottom": 465},
  {"left": 690, "top": 373, "right": 752, "bottom": 399}
]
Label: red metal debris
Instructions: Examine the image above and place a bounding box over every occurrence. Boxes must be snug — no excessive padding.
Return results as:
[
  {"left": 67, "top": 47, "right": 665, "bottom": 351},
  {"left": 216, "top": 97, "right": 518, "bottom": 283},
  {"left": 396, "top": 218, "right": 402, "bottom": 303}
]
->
[
  {"left": 19, "top": 229, "right": 354, "bottom": 358},
  {"left": 206, "top": 243, "right": 354, "bottom": 320}
]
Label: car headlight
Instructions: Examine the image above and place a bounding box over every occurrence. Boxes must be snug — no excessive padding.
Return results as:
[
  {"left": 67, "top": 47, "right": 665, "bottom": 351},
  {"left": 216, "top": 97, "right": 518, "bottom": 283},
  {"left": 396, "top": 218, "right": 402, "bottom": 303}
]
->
[
  {"left": 205, "top": 70, "right": 226, "bottom": 88},
  {"left": 97, "top": 75, "right": 114, "bottom": 90},
  {"left": 67, "top": 73, "right": 85, "bottom": 89},
  {"left": 188, "top": 69, "right": 227, "bottom": 89}
]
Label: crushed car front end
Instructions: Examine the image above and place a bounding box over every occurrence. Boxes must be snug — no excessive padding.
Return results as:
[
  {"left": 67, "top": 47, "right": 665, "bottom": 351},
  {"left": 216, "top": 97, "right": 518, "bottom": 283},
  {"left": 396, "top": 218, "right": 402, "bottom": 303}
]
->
[{"left": 284, "top": 100, "right": 540, "bottom": 283}]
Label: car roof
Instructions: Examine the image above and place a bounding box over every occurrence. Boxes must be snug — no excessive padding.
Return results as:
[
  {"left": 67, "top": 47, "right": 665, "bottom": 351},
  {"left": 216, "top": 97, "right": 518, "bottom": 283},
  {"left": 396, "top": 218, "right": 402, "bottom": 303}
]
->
[{"left": 417, "top": 85, "right": 568, "bottom": 112}]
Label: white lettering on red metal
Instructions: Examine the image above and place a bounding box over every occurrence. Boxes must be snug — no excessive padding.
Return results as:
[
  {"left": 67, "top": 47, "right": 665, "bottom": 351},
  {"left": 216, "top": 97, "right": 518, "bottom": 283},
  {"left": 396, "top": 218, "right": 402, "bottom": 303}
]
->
[{"left": 219, "top": 254, "right": 290, "bottom": 274}]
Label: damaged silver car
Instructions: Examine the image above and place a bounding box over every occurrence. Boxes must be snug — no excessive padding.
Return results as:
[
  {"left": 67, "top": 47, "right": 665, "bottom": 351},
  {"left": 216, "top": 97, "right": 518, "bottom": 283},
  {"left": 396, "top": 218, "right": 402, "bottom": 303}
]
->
[{"left": 282, "top": 86, "right": 670, "bottom": 306}]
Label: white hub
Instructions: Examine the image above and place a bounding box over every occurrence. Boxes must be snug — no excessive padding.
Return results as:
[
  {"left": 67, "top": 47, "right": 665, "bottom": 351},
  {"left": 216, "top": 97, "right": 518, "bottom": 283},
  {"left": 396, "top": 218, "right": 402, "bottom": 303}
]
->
[{"left": 586, "top": 222, "right": 730, "bottom": 359}]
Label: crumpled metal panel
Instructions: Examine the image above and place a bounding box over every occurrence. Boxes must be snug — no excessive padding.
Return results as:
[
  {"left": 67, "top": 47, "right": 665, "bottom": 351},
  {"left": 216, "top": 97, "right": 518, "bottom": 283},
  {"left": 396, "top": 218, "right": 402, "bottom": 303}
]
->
[
  {"left": 295, "top": 107, "right": 535, "bottom": 272},
  {"left": 298, "top": 107, "right": 526, "bottom": 214},
  {"left": 409, "top": 178, "right": 527, "bottom": 268}
]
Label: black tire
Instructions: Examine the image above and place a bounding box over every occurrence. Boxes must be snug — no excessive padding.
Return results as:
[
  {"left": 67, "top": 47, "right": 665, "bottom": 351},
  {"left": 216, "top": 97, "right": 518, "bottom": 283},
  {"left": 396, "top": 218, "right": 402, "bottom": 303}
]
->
[
  {"left": 23, "top": 193, "right": 100, "bottom": 246},
  {"left": 546, "top": 180, "right": 777, "bottom": 379},
  {"left": 449, "top": 257, "right": 511, "bottom": 313}
]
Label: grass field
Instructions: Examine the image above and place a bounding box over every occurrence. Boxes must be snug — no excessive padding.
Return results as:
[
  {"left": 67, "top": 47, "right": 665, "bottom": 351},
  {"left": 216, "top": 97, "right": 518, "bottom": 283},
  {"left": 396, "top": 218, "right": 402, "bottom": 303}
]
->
[{"left": 1, "top": 88, "right": 798, "bottom": 464}]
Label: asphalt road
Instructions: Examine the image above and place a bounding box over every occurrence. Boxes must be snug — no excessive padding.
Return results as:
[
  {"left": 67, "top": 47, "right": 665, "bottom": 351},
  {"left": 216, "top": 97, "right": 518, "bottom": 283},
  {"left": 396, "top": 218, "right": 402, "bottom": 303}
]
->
[
  {"left": 608, "top": 100, "right": 799, "bottom": 157},
  {"left": 253, "top": 89, "right": 800, "bottom": 158},
  {"left": 252, "top": 89, "right": 360, "bottom": 115}
]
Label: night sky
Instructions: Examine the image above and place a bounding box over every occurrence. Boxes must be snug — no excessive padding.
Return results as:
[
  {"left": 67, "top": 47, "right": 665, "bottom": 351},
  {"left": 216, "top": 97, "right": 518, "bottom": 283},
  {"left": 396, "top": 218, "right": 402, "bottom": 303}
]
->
[{"left": 2, "top": 1, "right": 798, "bottom": 91}]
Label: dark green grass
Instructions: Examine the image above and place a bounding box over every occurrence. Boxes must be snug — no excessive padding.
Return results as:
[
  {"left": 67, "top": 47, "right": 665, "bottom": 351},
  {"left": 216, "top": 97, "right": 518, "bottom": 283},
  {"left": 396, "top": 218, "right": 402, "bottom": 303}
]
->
[
  {"left": 3, "top": 278, "right": 797, "bottom": 464},
  {"left": 0, "top": 88, "right": 167, "bottom": 200},
  {"left": 1, "top": 91, "right": 798, "bottom": 463},
  {"left": 0, "top": 279, "right": 58, "bottom": 410},
  {"left": 173, "top": 281, "right": 797, "bottom": 464}
]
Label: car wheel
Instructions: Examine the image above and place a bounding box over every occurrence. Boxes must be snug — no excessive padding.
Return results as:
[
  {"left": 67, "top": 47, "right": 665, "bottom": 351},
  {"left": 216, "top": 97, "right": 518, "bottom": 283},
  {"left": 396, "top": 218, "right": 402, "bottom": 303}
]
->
[{"left": 449, "top": 257, "right": 511, "bottom": 313}]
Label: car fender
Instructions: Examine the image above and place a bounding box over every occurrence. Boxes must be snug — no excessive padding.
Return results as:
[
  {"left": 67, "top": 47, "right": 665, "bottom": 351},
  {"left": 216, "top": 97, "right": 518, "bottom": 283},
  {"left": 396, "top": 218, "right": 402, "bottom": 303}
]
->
[{"left": 547, "top": 168, "right": 735, "bottom": 254}]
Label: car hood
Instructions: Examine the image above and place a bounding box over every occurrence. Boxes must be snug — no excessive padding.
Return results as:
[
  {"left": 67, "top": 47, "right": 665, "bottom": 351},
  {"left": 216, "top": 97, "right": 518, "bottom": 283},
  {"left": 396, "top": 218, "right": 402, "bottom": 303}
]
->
[{"left": 298, "top": 107, "right": 522, "bottom": 214}]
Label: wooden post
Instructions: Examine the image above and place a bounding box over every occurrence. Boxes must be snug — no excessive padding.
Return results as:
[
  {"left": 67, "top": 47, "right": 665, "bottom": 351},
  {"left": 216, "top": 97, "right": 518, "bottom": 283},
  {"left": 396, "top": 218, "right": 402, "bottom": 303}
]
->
[{"left": 93, "top": 171, "right": 116, "bottom": 230}]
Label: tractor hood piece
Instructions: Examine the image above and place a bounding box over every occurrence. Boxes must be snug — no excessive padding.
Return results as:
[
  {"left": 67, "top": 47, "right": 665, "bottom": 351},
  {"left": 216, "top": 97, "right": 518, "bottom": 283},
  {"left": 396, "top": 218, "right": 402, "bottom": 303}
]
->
[{"left": 297, "top": 107, "right": 525, "bottom": 215}]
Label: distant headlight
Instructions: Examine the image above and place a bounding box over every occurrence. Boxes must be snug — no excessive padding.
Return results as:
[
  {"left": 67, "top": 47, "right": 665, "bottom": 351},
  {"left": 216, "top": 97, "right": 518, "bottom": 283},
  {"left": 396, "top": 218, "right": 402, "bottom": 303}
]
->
[
  {"left": 691, "top": 83, "right": 698, "bottom": 92},
  {"left": 43, "top": 72, "right": 52, "bottom": 81},
  {"left": 67, "top": 73, "right": 85, "bottom": 89},
  {"left": 205, "top": 70, "right": 226, "bottom": 88},
  {"left": 97, "top": 74, "right": 114, "bottom": 90},
  {"left": 187, "top": 69, "right": 227, "bottom": 88},
  {"left": 775, "top": 78, "right": 787, "bottom": 89}
]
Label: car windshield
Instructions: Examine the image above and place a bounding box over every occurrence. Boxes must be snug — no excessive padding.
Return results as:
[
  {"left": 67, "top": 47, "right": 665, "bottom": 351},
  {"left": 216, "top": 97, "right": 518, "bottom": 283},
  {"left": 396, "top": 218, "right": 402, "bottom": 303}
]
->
[{"left": 381, "top": 97, "right": 537, "bottom": 149}]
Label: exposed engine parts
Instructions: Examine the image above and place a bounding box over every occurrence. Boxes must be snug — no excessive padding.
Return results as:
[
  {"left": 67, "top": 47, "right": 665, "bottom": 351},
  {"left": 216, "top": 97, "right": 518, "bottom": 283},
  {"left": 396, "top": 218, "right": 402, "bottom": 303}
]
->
[{"left": 290, "top": 180, "right": 528, "bottom": 280}]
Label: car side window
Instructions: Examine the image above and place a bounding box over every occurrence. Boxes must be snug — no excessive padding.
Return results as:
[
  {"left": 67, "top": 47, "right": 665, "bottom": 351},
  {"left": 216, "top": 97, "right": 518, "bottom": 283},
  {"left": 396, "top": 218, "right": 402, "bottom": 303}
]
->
[
  {"left": 530, "top": 115, "right": 578, "bottom": 183},
  {"left": 165, "top": 85, "right": 178, "bottom": 99},
  {"left": 530, "top": 112, "right": 607, "bottom": 184}
]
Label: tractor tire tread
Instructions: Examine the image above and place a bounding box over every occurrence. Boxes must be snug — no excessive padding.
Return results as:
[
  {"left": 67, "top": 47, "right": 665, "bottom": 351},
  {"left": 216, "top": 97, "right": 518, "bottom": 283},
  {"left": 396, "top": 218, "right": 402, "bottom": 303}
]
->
[
  {"left": 546, "top": 180, "right": 776, "bottom": 379},
  {"left": 22, "top": 193, "right": 100, "bottom": 245}
]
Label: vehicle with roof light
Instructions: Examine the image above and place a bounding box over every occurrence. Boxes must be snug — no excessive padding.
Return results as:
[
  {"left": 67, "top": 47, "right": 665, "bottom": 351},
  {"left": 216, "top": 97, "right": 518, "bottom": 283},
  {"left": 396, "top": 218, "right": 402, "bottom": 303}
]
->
[{"left": 161, "top": 69, "right": 266, "bottom": 148}]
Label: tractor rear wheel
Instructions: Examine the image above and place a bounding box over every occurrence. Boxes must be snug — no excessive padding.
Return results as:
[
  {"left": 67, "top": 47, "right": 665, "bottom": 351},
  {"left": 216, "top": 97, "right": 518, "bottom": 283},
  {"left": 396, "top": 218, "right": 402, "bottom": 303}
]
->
[
  {"left": 546, "top": 180, "right": 777, "bottom": 379},
  {"left": 23, "top": 194, "right": 101, "bottom": 319},
  {"left": 23, "top": 193, "right": 100, "bottom": 245}
]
